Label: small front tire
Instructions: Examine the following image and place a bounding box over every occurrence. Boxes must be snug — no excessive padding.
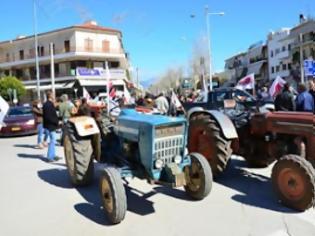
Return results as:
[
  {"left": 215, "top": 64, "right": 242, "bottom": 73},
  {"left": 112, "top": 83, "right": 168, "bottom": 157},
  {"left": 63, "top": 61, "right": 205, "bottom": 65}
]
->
[
  {"left": 99, "top": 167, "right": 127, "bottom": 224},
  {"left": 184, "top": 152, "right": 213, "bottom": 200}
]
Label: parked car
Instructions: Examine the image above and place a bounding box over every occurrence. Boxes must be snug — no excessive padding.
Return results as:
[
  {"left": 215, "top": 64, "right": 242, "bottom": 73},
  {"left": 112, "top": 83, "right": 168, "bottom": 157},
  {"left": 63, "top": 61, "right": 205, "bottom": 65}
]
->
[{"left": 0, "top": 106, "right": 37, "bottom": 137}]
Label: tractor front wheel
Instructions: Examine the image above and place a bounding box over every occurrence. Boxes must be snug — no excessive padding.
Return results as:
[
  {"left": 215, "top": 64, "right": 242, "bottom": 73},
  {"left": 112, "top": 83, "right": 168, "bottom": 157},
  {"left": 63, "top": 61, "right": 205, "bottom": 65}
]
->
[
  {"left": 99, "top": 167, "right": 127, "bottom": 224},
  {"left": 184, "top": 152, "right": 213, "bottom": 200},
  {"left": 63, "top": 122, "right": 94, "bottom": 186},
  {"left": 188, "top": 114, "right": 232, "bottom": 177},
  {"left": 272, "top": 154, "right": 315, "bottom": 211}
]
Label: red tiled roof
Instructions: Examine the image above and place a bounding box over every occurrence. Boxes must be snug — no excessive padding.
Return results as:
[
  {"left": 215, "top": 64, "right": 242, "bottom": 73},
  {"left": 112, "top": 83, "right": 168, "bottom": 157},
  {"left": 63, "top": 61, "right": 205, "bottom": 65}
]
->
[
  {"left": 76, "top": 22, "right": 121, "bottom": 34},
  {"left": 0, "top": 22, "right": 122, "bottom": 45}
]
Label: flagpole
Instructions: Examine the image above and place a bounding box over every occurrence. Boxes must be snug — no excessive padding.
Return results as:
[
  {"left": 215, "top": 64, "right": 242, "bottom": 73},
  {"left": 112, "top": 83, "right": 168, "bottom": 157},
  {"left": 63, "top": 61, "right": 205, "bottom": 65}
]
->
[{"left": 105, "top": 61, "right": 110, "bottom": 116}]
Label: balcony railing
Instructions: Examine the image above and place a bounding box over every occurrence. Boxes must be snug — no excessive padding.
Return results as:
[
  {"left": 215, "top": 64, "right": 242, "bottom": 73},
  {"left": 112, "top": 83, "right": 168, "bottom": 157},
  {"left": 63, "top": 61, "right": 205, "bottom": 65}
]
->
[{"left": 0, "top": 46, "right": 124, "bottom": 64}]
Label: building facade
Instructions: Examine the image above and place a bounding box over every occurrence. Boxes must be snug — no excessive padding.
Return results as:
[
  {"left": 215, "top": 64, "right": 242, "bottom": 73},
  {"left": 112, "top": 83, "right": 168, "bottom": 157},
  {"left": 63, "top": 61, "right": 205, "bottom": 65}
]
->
[
  {"left": 288, "top": 18, "right": 315, "bottom": 82},
  {"left": 0, "top": 21, "right": 129, "bottom": 99},
  {"left": 224, "top": 51, "right": 248, "bottom": 84},
  {"left": 247, "top": 41, "right": 268, "bottom": 84},
  {"left": 267, "top": 28, "right": 294, "bottom": 81}
]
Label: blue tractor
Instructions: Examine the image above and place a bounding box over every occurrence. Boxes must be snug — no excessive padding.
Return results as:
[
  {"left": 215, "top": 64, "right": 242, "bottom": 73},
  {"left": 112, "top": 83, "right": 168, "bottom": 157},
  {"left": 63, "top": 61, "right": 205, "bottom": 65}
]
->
[{"left": 63, "top": 109, "right": 212, "bottom": 224}]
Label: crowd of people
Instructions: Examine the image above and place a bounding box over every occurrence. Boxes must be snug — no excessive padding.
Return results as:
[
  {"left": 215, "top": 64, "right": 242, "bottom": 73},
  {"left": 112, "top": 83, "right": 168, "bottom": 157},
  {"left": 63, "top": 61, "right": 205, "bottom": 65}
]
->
[
  {"left": 274, "top": 81, "right": 315, "bottom": 113},
  {"left": 32, "top": 92, "right": 93, "bottom": 162}
]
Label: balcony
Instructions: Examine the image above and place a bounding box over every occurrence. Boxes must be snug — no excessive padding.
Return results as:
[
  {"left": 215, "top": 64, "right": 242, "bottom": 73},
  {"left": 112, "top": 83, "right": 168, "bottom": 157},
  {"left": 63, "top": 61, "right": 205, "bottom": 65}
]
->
[{"left": 0, "top": 46, "right": 125, "bottom": 66}]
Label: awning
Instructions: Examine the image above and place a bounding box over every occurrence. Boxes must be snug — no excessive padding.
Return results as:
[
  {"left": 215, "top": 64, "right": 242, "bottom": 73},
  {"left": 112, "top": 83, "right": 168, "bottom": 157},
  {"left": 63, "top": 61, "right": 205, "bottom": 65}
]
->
[
  {"left": 247, "top": 61, "right": 266, "bottom": 75},
  {"left": 25, "top": 81, "right": 74, "bottom": 90},
  {"left": 78, "top": 79, "right": 125, "bottom": 87}
]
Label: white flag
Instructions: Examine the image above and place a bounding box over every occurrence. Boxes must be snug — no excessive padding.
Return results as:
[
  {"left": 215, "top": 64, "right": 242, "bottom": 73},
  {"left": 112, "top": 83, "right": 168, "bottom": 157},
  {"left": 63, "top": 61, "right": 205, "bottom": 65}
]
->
[
  {"left": 171, "top": 91, "right": 182, "bottom": 109},
  {"left": 0, "top": 96, "right": 9, "bottom": 129},
  {"left": 236, "top": 73, "right": 255, "bottom": 90},
  {"left": 269, "top": 76, "right": 286, "bottom": 98}
]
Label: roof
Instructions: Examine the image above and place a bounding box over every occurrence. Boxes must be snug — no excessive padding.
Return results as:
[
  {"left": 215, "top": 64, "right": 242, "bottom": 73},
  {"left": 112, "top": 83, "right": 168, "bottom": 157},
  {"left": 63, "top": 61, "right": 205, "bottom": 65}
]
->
[
  {"left": 118, "top": 109, "right": 186, "bottom": 126},
  {"left": 0, "top": 21, "right": 122, "bottom": 45}
]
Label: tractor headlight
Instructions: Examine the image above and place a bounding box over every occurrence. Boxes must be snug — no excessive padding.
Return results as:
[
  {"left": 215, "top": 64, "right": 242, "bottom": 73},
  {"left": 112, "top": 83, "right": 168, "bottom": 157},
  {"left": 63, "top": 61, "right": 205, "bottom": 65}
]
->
[
  {"left": 155, "top": 159, "right": 164, "bottom": 169},
  {"left": 174, "top": 155, "right": 182, "bottom": 164}
]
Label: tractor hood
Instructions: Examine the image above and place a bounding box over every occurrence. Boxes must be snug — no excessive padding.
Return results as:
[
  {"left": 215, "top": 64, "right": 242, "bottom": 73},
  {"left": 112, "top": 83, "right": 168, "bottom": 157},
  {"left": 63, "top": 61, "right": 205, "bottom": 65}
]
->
[{"left": 118, "top": 109, "right": 186, "bottom": 126}]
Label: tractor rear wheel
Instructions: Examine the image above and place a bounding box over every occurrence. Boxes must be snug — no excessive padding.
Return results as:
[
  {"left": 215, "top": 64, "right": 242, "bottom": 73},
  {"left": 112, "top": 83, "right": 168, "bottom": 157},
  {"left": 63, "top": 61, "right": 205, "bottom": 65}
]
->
[
  {"left": 272, "top": 154, "right": 315, "bottom": 211},
  {"left": 63, "top": 122, "right": 94, "bottom": 186},
  {"left": 184, "top": 152, "right": 213, "bottom": 200},
  {"left": 188, "top": 114, "right": 232, "bottom": 177},
  {"left": 99, "top": 167, "right": 127, "bottom": 224}
]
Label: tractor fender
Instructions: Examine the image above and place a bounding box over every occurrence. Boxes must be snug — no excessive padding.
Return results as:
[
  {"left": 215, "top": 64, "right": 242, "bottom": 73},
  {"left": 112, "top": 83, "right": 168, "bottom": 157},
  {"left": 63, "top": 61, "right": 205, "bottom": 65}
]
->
[
  {"left": 69, "top": 116, "right": 100, "bottom": 137},
  {"left": 187, "top": 108, "right": 238, "bottom": 140}
]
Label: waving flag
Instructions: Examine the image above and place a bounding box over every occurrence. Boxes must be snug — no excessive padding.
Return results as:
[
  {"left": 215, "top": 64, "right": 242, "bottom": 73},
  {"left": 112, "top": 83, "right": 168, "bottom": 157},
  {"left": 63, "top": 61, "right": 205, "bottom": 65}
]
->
[
  {"left": 269, "top": 76, "right": 286, "bottom": 98},
  {"left": 236, "top": 73, "right": 255, "bottom": 90}
]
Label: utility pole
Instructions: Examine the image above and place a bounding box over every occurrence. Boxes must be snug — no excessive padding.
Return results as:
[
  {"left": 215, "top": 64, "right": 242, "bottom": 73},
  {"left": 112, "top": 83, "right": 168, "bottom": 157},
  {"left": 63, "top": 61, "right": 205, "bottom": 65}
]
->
[
  {"left": 205, "top": 5, "right": 212, "bottom": 91},
  {"left": 33, "top": 0, "right": 41, "bottom": 100},
  {"left": 299, "top": 33, "right": 305, "bottom": 84},
  {"left": 136, "top": 67, "right": 139, "bottom": 90},
  {"left": 50, "top": 43, "right": 55, "bottom": 96}
]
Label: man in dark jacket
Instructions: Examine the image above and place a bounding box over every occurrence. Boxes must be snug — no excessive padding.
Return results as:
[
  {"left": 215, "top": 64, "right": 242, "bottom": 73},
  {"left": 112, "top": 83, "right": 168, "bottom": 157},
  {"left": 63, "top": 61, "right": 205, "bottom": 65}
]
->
[
  {"left": 43, "top": 91, "right": 61, "bottom": 162},
  {"left": 274, "top": 83, "right": 296, "bottom": 111},
  {"left": 309, "top": 80, "right": 315, "bottom": 113}
]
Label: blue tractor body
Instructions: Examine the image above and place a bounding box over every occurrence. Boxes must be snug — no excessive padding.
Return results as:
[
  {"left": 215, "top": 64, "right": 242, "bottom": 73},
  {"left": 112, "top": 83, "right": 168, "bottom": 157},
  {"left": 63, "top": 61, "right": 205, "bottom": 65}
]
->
[{"left": 112, "top": 109, "right": 190, "bottom": 184}]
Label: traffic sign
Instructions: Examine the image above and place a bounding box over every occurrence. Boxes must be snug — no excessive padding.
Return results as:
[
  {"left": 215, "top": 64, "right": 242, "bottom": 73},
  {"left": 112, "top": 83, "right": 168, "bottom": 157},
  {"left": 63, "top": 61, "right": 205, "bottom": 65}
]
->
[{"left": 304, "top": 60, "right": 315, "bottom": 76}]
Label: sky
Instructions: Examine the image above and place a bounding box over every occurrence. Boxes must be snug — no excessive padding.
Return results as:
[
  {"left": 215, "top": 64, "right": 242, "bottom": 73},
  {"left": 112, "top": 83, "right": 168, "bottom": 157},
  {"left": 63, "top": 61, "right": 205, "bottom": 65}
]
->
[{"left": 0, "top": 0, "right": 314, "bottom": 83}]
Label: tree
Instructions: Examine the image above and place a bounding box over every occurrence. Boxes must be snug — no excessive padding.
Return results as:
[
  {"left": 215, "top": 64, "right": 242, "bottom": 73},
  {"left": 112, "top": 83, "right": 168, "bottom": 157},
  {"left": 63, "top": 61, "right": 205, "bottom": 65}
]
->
[{"left": 0, "top": 76, "right": 26, "bottom": 101}]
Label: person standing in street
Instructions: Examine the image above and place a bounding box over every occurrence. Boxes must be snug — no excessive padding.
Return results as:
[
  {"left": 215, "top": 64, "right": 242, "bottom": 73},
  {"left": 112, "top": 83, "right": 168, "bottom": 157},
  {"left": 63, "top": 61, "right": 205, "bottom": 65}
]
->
[
  {"left": 43, "top": 91, "right": 61, "bottom": 162},
  {"left": 77, "top": 98, "right": 91, "bottom": 116},
  {"left": 59, "top": 94, "right": 74, "bottom": 124},
  {"left": 155, "top": 92, "right": 169, "bottom": 115},
  {"left": 309, "top": 80, "right": 315, "bottom": 113},
  {"left": 274, "top": 83, "right": 296, "bottom": 111},
  {"left": 296, "top": 83, "right": 314, "bottom": 113},
  {"left": 32, "top": 100, "right": 48, "bottom": 149}
]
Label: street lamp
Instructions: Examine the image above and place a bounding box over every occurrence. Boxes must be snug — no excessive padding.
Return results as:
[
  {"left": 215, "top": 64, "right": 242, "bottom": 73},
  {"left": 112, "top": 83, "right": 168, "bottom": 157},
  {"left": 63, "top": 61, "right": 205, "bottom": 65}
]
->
[
  {"left": 205, "top": 5, "right": 225, "bottom": 91},
  {"left": 33, "top": 0, "right": 41, "bottom": 100}
]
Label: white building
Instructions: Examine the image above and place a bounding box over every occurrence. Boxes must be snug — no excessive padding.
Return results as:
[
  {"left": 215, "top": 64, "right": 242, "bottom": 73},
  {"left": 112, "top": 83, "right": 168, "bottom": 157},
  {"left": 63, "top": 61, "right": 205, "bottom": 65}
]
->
[
  {"left": 267, "top": 28, "right": 294, "bottom": 81},
  {"left": 0, "top": 20, "right": 130, "bottom": 99}
]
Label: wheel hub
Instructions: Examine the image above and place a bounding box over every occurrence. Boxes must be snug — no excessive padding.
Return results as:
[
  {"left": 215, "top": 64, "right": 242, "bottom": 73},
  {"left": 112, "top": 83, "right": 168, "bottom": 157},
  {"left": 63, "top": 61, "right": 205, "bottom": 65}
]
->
[
  {"left": 101, "top": 177, "right": 113, "bottom": 213},
  {"left": 278, "top": 168, "right": 305, "bottom": 200}
]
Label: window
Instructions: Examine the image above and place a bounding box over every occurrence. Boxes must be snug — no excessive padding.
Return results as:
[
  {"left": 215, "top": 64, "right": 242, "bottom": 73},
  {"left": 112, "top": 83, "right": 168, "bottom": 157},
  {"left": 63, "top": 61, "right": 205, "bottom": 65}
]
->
[
  {"left": 288, "top": 44, "right": 291, "bottom": 51},
  {"left": 282, "top": 46, "right": 286, "bottom": 52},
  {"left": 109, "top": 61, "right": 119, "bottom": 68},
  {"left": 270, "top": 50, "right": 274, "bottom": 57},
  {"left": 49, "top": 44, "right": 56, "bottom": 54},
  {"left": 64, "top": 40, "right": 70, "bottom": 52},
  {"left": 271, "top": 66, "right": 275, "bottom": 73},
  {"left": 19, "top": 50, "right": 24, "bottom": 60},
  {"left": 288, "top": 63, "right": 292, "bottom": 70},
  {"left": 102, "top": 40, "right": 110, "bottom": 52},
  {"left": 40, "top": 46, "right": 44, "bottom": 57},
  {"left": 276, "top": 65, "right": 280, "bottom": 72},
  {"left": 84, "top": 38, "right": 93, "bottom": 51},
  {"left": 6, "top": 53, "right": 10, "bottom": 62},
  {"left": 282, "top": 64, "right": 287, "bottom": 71},
  {"left": 275, "top": 48, "right": 280, "bottom": 55}
]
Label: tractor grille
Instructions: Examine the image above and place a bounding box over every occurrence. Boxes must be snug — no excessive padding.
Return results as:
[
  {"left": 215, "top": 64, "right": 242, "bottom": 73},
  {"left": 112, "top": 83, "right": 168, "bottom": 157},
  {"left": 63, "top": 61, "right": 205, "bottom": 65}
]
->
[{"left": 154, "top": 135, "right": 184, "bottom": 165}]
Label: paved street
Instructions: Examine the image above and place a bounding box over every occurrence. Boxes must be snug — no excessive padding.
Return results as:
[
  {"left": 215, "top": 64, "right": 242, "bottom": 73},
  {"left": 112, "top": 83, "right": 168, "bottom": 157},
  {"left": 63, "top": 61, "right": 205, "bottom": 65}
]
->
[{"left": 0, "top": 134, "right": 315, "bottom": 236}]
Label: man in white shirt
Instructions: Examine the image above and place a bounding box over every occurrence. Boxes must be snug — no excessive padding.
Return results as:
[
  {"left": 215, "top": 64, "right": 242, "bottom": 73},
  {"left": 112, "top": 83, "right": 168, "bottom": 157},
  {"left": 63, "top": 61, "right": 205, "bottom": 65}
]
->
[{"left": 155, "top": 93, "right": 169, "bottom": 115}]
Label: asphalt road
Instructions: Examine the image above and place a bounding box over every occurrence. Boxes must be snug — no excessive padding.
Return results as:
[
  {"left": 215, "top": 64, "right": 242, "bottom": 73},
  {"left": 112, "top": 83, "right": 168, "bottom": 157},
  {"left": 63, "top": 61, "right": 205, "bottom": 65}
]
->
[{"left": 1, "top": 134, "right": 315, "bottom": 236}]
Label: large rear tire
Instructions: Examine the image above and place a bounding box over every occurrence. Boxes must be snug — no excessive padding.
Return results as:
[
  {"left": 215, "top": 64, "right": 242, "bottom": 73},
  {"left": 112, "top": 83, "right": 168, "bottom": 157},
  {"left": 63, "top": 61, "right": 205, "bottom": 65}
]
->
[
  {"left": 188, "top": 114, "right": 232, "bottom": 177},
  {"left": 99, "top": 167, "right": 127, "bottom": 224},
  {"left": 272, "top": 154, "right": 315, "bottom": 211},
  {"left": 184, "top": 152, "right": 213, "bottom": 200},
  {"left": 63, "top": 122, "right": 94, "bottom": 186}
]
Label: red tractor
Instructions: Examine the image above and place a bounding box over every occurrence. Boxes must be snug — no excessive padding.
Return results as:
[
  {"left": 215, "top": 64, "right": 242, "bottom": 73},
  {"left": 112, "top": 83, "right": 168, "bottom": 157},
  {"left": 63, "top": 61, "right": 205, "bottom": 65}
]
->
[
  {"left": 187, "top": 105, "right": 315, "bottom": 211},
  {"left": 235, "top": 111, "right": 315, "bottom": 211}
]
